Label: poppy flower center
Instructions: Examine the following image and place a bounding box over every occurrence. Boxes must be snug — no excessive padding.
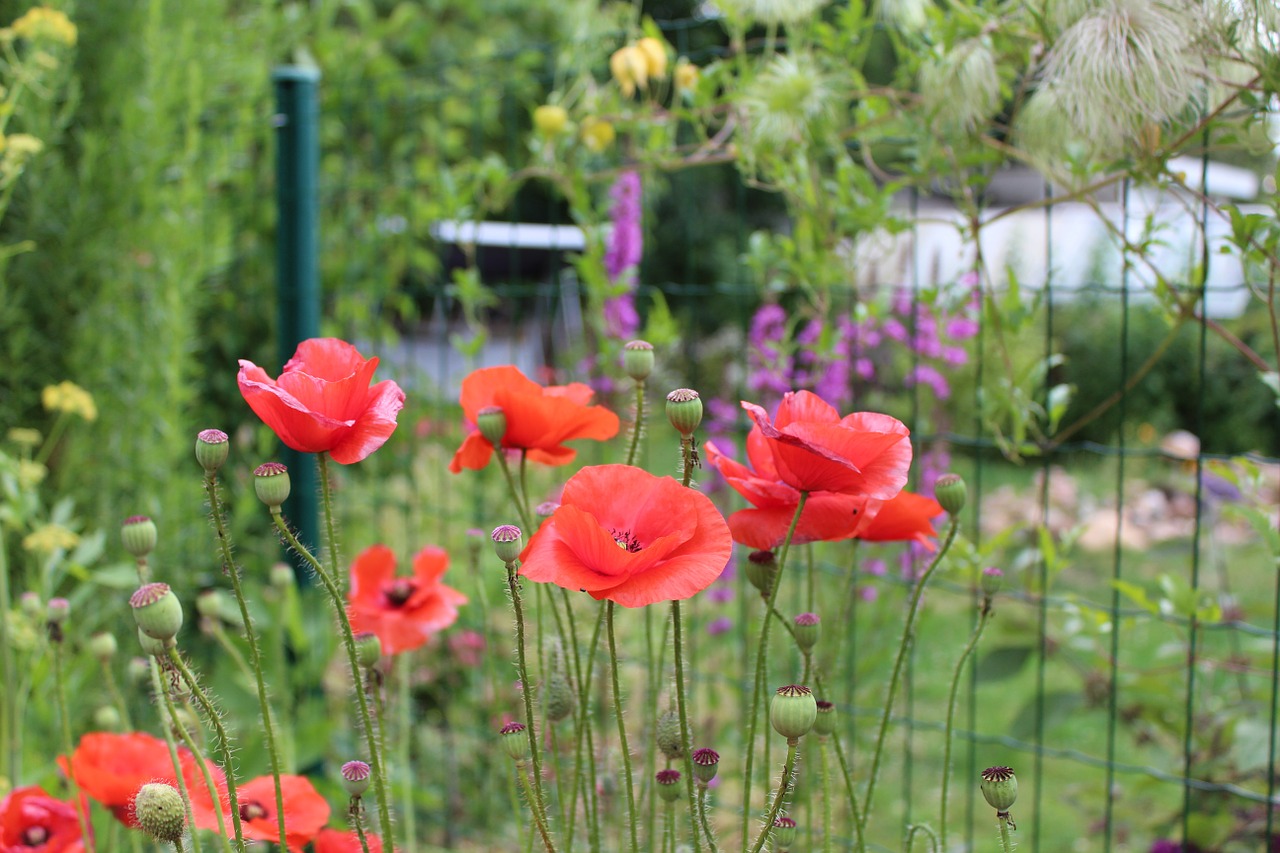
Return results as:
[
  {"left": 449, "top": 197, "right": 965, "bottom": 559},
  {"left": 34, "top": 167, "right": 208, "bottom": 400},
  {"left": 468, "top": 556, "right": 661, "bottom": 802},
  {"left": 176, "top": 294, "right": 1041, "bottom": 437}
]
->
[
  {"left": 612, "top": 530, "right": 642, "bottom": 553},
  {"left": 385, "top": 579, "right": 416, "bottom": 607},
  {"left": 22, "top": 826, "right": 49, "bottom": 846},
  {"left": 240, "top": 801, "right": 268, "bottom": 822}
]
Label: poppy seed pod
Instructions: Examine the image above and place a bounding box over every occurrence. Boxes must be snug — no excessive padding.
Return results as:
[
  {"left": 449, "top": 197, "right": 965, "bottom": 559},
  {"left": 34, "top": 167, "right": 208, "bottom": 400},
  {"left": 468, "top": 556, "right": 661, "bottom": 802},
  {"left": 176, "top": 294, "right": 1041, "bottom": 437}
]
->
[
  {"left": 665, "top": 389, "right": 703, "bottom": 439},
  {"left": 130, "top": 583, "right": 183, "bottom": 642},
  {"left": 45, "top": 597, "right": 70, "bottom": 626},
  {"left": 981, "top": 567, "right": 1004, "bottom": 598},
  {"left": 773, "top": 816, "right": 798, "bottom": 847},
  {"left": 981, "top": 766, "right": 1018, "bottom": 812},
  {"left": 133, "top": 782, "right": 186, "bottom": 844},
  {"left": 253, "top": 463, "right": 290, "bottom": 509},
  {"left": 934, "top": 473, "right": 967, "bottom": 515},
  {"left": 814, "top": 700, "right": 837, "bottom": 737},
  {"left": 770, "top": 684, "right": 817, "bottom": 741},
  {"left": 341, "top": 760, "right": 372, "bottom": 798},
  {"left": 476, "top": 406, "right": 507, "bottom": 446},
  {"left": 745, "top": 550, "right": 778, "bottom": 597},
  {"left": 692, "top": 748, "right": 720, "bottom": 785},
  {"left": 793, "top": 612, "right": 820, "bottom": 652},
  {"left": 88, "top": 631, "right": 118, "bottom": 662},
  {"left": 656, "top": 709, "right": 683, "bottom": 761},
  {"left": 93, "top": 705, "right": 121, "bottom": 731},
  {"left": 195, "top": 429, "right": 230, "bottom": 474},
  {"left": 491, "top": 525, "right": 524, "bottom": 564},
  {"left": 500, "top": 722, "right": 529, "bottom": 762},
  {"left": 623, "top": 340, "right": 655, "bottom": 382},
  {"left": 655, "top": 769, "right": 682, "bottom": 803},
  {"left": 121, "top": 516, "right": 158, "bottom": 559}
]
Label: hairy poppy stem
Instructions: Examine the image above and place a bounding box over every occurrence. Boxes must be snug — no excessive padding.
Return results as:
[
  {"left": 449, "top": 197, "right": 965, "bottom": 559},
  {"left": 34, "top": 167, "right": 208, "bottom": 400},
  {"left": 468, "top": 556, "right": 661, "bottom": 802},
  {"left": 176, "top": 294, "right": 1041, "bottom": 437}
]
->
[
  {"left": 997, "top": 814, "right": 1015, "bottom": 853},
  {"left": 165, "top": 646, "right": 246, "bottom": 850},
  {"left": 671, "top": 600, "right": 704, "bottom": 853},
  {"left": 52, "top": 640, "right": 96, "bottom": 853},
  {"left": 856, "top": 516, "right": 960, "bottom": 852},
  {"left": 748, "top": 739, "right": 799, "bottom": 853},
  {"left": 741, "top": 491, "right": 808, "bottom": 851},
  {"left": 397, "top": 655, "right": 418, "bottom": 853},
  {"left": 940, "top": 599, "right": 993, "bottom": 852},
  {"left": 495, "top": 451, "right": 533, "bottom": 531},
  {"left": 607, "top": 602, "right": 640, "bottom": 853},
  {"left": 351, "top": 799, "right": 374, "bottom": 853},
  {"left": 625, "top": 379, "right": 646, "bottom": 467},
  {"left": 155, "top": 663, "right": 226, "bottom": 853},
  {"left": 271, "top": 506, "right": 395, "bottom": 850},
  {"left": 204, "top": 473, "right": 288, "bottom": 849},
  {"left": 819, "top": 738, "right": 833, "bottom": 853}
]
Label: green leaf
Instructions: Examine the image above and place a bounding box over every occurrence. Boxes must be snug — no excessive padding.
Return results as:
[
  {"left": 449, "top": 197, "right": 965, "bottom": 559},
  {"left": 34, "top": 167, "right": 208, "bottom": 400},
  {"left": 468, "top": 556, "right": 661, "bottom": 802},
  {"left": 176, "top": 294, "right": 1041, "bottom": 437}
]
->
[{"left": 975, "top": 645, "right": 1034, "bottom": 683}]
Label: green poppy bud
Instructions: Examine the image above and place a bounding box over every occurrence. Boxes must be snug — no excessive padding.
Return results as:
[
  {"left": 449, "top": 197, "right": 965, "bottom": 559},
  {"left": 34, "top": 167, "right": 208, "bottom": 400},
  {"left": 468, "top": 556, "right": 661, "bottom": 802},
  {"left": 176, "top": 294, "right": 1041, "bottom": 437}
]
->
[
  {"left": 45, "top": 597, "right": 70, "bottom": 626},
  {"left": 270, "top": 563, "right": 296, "bottom": 589},
  {"left": 981, "top": 766, "right": 1018, "bottom": 813},
  {"left": 934, "top": 473, "right": 967, "bottom": 516},
  {"left": 500, "top": 721, "right": 529, "bottom": 762},
  {"left": 793, "top": 612, "right": 820, "bottom": 652},
  {"left": 89, "top": 631, "right": 118, "bottom": 662},
  {"left": 195, "top": 429, "right": 230, "bottom": 474},
  {"left": 770, "top": 684, "right": 817, "bottom": 742},
  {"left": 253, "top": 463, "right": 291, "bottom": 509},
  {"left": 665, "top": 388, "right": 703, "bottom": 439},
  {"left": 133, "top": 782, "right": 186, "bottom": 844},
  {"left": 623, "top": 340, "right": 655, "bottom": 382},
  {"left": 814, "top": 700, "right": 837, "bottom": 738},
  {"left": 341, "top": 760, "right": 372, "bottom": 798},
  {"left": 772, "top": 816, "right": 797, "bottom": 848},
  {"left": 656, "top": 709, "right": 683, "bottom": 761},
  {"left": 130, "top": 583, "right": 183, "bottom": 642},
  {"left": 981, "top": 567, "right": 1004, "bottom": 598},
  {"left": 93, "top": 705, "right": 121, "bottom": 731},
  {"left": 655, "top": 769, "right": 682, "bottom": 803},
  {"left": 355, "top": 632, "right": 382, "bottom": 669},
  {"left": 19, "top": 591, "right": 42, "bottom": 619},
  {"left": 476, "top": 406, "right": 507, "bottom": 446},
  {"left": 121, "top": 516, "right": 158, "bottom": 559},
  {"left": 692, "top": 748, "right": 720, "bottom": 785},
  {"left": 545, "top": 643, "right": 574, "bottom": 723},
  {"left": 745, "top": 550, "right": 778, "bottom": 598}
]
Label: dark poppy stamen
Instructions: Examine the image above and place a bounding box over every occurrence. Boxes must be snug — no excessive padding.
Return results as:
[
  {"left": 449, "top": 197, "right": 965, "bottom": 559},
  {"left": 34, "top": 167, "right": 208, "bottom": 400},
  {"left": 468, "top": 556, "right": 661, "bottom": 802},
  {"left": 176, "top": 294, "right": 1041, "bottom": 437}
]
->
[
  {"left": 22, "top": 826, "right": 49, "bottom": 846},
  {"left": 385, "top": 579, "right": 416, "bottom": 607},
  {"left": 240, "top": 801, "right": 268, "bottom": 822},
  {"left": 610, "top": 529, "right": 642, "bottom": 553}
]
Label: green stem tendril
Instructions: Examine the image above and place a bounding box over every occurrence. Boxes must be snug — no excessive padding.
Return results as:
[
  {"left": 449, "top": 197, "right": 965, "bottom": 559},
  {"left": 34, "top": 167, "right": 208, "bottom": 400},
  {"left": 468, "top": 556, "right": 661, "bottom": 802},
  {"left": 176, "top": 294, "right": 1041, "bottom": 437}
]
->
[
  {"left": 156, "top": 664, "right": 228, "bottom": 853},
  {"left": 504, "top": 558, "right": 556, "bottom": 849},
  {"left": 270, "top": 502, "right": 394, "bottom": 849},
  {"left": 748, "top": 739, "right": 799, "bottom": 853},
  {"left": 607, "top": 602, "right": 640, "bottom": 853},
  {"left": 165, "top": 646, "right": 245, "bottom": 849},
  {"left": 204, "top": 473, "right": 287, "bottom": 849},
  {"left": 53, "top": 640, "right": 96, "bottom": 853},
  {"left": 857, "top": 517, "right": 960, "bottom": 850},
  {"left": 741, "top": 491, "right": 809, "bottom": 849},
  {"left": 940, "top": 598, "right": 994, "bottom": 852}
]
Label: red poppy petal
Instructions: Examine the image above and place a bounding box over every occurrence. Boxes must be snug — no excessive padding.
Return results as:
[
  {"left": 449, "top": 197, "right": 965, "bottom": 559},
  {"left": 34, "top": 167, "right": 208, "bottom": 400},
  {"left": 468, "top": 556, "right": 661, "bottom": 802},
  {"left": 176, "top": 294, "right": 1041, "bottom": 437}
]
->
[
  {"left": 774, "top": 390, "right": 839, "bottom": 427},
  {"left": 349, "top": 545, "right": 397, "bottom": 605},
  {"left": 276, "top": 357, "right": 377, "bottom": 421},
  {"left": 520, "top": 506, "right": 635, "bottom": 592},
  {"left": 458, "top": 366, "right": 543, "bottom": 421},
  {"left": 542, "top": 381, "right": 597, "bottom": 406},
  {"left": 703, "top": 440, "right": 797, "bottom": 508},
  {"left": 284, "top": 338, "right": 366, "bottom": 381},
  {"left": 315, "top": 828, "right": 386, "bottom": 853},
  {"left": 726, "top": 494, "right": 865, "bottom": 550},
  {"left": 744, "top": 428, "right": 781, "bottom": 480},
  {"left": 449, "top": 431, "right": 494, "bottom": 473},
  {"left": 410, "top": 546, "right": 450, "bottom": 585},
  {"left": 853, "top": 491, "right": 943, "bottom": 546},
  {"left": 525, "top": 445, "right": 577, "bottom": 466},
  {"left": 774, "top": 422, "right": 912, "bottom": 497},
  {"left": 239, "top": 362, "right": 349, "bottom": 453},
  {"left": 329, "top": 379, "right": 406, "bottom": 464}
]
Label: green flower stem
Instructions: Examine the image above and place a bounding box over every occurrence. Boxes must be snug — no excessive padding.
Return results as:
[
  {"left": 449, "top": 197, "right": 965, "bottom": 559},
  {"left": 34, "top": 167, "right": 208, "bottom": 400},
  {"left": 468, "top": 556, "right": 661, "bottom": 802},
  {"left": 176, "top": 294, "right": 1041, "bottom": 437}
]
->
[
  {"left": 697, "top": 785, "right": 718, "bottom": 853},
  {"left": 679, "top": 438, "right": 696, "bottom": 488},
  {"left": 828, "top": 725, "right": 863, "bottom": 851},
  {"left": 157, "top": 665, "right": 229, "bottom": 853},
  {"left": 495, "top": 450, "right": 533, "bottom": 531},
  {"left": 516, "top": 761, "right": 558, "bottom": 853},
  {"left": 939, "top": 598, "right": 994, "bottom": 852},
  {"left": 166, "top": 646, "right": 245, "bottom": 850},
  {"left": 625, "top": 380, "right": 646, "bottom": 467},
  {"left": 53, "top": 640, "right": 95, "bottom": 853},
  {"left": 273, "top": 499, "right": 396, "bottom": 849},
  {"left": 504, "top": 558, "right": 556, "bottom": 850},
  {"left": 578, "top": 606, "right": 606, "bottom": 852},
  {"left": 607, "top": 601, "right": 640, "bottom": 853},
  {"left": 664, "top": 803, "right": 676, "bottom": 853},
  {"left": 101, "top": 659, "right": 133, "bottom": 732},
  {"left": 741, "top": 491, "right": 808, "bottom": 850},
  {"left": 997, "top": 815, "right": 1015, "bottom": 853},
  {"left": 856, "top": 517, "right": 960, "bottom": 851},
  {"left": 819, "top": 739, "right": 832, "bottom": 853},
  {"left": 556, "top": 587, "right": 588, "bottom": 846},
  {"left": 748, "top": 738, "right": 799, "bottom": 853},
  {"left": 398, "top": 654, "right": 417, "bottom": 852},
  {"left": 906, "top": 823, "right": 940, "bottom": 853},
  {"left": 671, "top": 600, "right": 704, "bottom": 853},
  {"left": 0, "top": 526, "right": 12, "bottom": 783},
  {"left": 350, "top": 800, "right": 374, "bottom": 853},
  {"left": 645, "top": 610, "right": 670, "bottom": 847}
]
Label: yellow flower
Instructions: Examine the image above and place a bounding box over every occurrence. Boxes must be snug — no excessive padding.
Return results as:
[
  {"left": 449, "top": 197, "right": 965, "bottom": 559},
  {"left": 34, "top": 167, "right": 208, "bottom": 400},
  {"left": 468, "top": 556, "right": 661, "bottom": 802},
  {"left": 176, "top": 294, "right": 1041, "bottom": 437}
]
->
[
  {"left": 7, "top": 427, "right": 42, "bottom": 448},
  {"left": 533, "top": 104, "right": 569, "bottom": 137},
  {"left": 635, "top": 37, "right": 669, "bottom": 80},
  {"left": 41, "top": 380, "right": 97, "bottom": 421},
  {"left": 11, "top": 7, "right": 77, "bottom": 46},
  {"left": 17, "top": 460, "right": 46, "bottom": 490},
  {"left": 610, "top": 45, "right": 648, "bottom": 98},
  {"left": 23, "top": 523, "right": 79, "bottom": 553},
  {"left": 675, "top": 58, "right": 699, "bottom": 95},
  {"left": 580, "top": 117, "right": 616, "bottom": 153},
  {"left": 6, "top": 134, "right": 43, "bottom": 159}
]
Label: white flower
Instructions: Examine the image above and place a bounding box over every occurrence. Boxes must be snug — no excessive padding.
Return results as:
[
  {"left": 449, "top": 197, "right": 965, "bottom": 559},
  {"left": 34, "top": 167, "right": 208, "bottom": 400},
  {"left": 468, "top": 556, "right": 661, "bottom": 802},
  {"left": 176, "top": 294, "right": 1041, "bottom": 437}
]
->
[
  {"left": 716, "top": 0, "right": 828, "bottom": 26},
  {"left": 878, "top": 0, "right": 930, "bottom": 32},
  {"left": 919, "top": 38, "right": 1001, "bottom": 133},
  {"left": 739, "top": 53, "right": 833, "bottom": 149}
]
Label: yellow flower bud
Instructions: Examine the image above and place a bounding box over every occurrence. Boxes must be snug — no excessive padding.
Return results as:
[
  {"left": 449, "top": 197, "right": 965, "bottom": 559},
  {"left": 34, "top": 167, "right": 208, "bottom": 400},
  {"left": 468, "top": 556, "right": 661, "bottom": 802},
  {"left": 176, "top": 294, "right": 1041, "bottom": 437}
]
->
[
  {"left": 533, "top": 104, "right": 569, "bottom": 137},
  {"left": 675, "top": 58, "right": 699, "bottom": 94},
  {"left": 635, "top": 37, "right": 668, "bottom": 80},
  {"left": 610, "top": 45, "right": 648, "bottom": 98},
  {"left": 580, "top": 117, "right": 616, "bottom": 153}
]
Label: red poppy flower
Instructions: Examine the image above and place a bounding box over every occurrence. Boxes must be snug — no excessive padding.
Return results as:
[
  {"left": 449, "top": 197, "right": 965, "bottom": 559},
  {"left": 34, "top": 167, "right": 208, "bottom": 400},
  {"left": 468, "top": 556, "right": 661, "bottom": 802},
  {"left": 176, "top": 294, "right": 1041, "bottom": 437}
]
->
[
  {"left": 191, "top": 775, "right": 329, "bottom": 852},
  {"left": 60, "top": 732, "right": 224, "bottom": 828},
  {"left": 314, "top": 827, "right": 386, "bottom": 853},
  {"left": 741, "top": 391, "right": 912, "bottom": 497},
  {"left": 0, "top": 786, "right": 85, "bottom": 853},
  {"left": 238, "top": 338, "right": 406, "bottom": 464},
  {"left": 348, "top": 545, "right": 468, "bottom": 655},
  {"left": 519, "top": 464, "right": 733, "bottom": 608},
  {"left": 448, "top": 366, "right": 619, "bottom": 472},
  {"left": 850, "top": 491, "right": 944, "bottom": 549}
]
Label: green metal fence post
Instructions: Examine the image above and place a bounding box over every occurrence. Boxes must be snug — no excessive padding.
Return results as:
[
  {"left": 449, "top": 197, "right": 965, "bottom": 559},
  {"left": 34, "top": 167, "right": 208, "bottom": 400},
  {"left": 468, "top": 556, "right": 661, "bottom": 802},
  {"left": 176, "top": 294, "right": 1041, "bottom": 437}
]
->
[{"left": 273, "top": 65, "right": 321, "bottom": 558}]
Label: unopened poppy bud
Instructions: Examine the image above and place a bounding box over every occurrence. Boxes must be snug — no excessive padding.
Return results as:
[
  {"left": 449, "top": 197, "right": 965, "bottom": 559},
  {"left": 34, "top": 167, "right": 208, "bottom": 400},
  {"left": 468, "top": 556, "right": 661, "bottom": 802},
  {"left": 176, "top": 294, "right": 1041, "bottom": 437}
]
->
[
  {"left": 253, "top": 463, "right": 291, "bottom": 509},
  {"left": 46, "top": 597, "right": 70, "bottom": 626},
  {"left": 623, "top": 340, "right": 655, "bottom": 381},
  {"left": 655, "top": 769, "right": 681, "bottom": 803},
  {"left": 476, "top": 406, "right": 507, "bottom": 446},
  {"left": 980, "top": 766, "right": 1018, "bottom": 812},
  {"left": 195, "top": 429, "right": 230, "bottom": 474},
  {"left": 814, "top": 700, "right": 836, "bottom": 737},
  {"left": 121, "top": 516, "right": 158, "bottom": 559},
  {"left": 545, "top": 643, "right": 574, "bottom": 723},
  {"left": 793, "top": 613, "right": 820, "bottom": 651},
  {"left": 196, "top": 590, "right": 225, "bottom": 620},
  {"left": 770, "top": 684, "right": 817, "bottom": 741},
  {"left": 355, "top": 632, "right": 382, "bottom": 669},
  {"left": 133, "top": 782, "right": 186, "bottom": 844},
  {"left": 89, "top": 631, "right": 118, "bottom": 661},
  {"left": 130, "top": 582, "right": 183, "bottom": 642},
  {"left": 19, "top": 591, "right": 41, "bottom": 618},
  {"left": 500, "top": 721, "right": 529, "bottom": 762},
  {"left": 934, "top": 473, "right": 967, "bottom": 516},
  {"left": 93, "top": 705, "right": 121, "bottom": 731},
  {"left": 692, "top": 748, "right": 720, "bottom": 785},
  {"left": 127, "top": 656, "right": 151, "bottom": 685},
  {"left": 270, "top": 563, "right": 295, "bottom": 589},
  {"left": 491, "top": 525, "right": 523, "bottom": 564},
  {"left": 981, "top": 567, "right": 1003, "bottom": 598},
  {"left": 773, "top": 816, "right": 797, "bottom": 847},
  {"left": 341, "top": 760, "right": 372, "bottom": 798},
  {"left": 745, "top": 550, "right": 778, "bottom": 597},
  {"left": 656, "top": 709, "right": 683, "bottom": 760},
  {"left": 665, "top": 389, "right": 703, "bottom": 439},
  {"left": 533, "top": 104, "right": 568, "bottom": 138}
]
